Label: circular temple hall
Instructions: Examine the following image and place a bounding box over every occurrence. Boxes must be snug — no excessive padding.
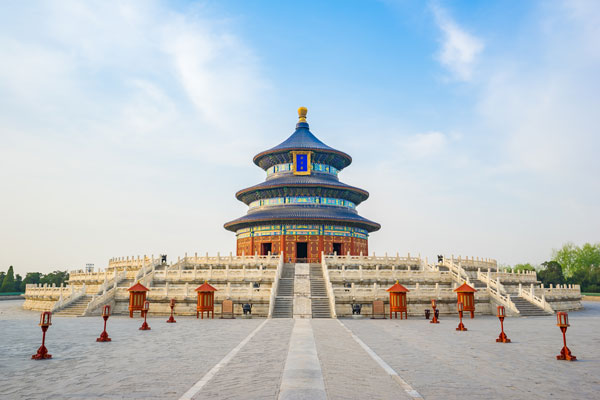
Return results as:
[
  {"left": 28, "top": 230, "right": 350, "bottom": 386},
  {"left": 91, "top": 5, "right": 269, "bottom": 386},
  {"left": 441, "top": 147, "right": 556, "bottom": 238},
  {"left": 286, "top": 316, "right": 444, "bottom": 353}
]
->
[{"left": 224, "top": 107, "right": 380, "bottom": 263}]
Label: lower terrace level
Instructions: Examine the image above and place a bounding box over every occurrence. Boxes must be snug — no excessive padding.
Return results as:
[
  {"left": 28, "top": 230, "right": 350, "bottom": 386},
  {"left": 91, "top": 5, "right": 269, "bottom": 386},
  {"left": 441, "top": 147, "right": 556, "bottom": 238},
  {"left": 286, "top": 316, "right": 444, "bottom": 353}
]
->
[{"left": 2, "top": 299, "right": 599, "bottom": 399}]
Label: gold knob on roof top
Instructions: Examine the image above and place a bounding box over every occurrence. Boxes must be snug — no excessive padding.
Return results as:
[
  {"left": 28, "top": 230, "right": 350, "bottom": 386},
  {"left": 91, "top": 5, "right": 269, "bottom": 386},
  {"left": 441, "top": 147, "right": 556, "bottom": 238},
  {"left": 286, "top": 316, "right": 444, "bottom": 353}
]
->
[{"left": 298, "top": 107, "right": 308, "bottom": 122}]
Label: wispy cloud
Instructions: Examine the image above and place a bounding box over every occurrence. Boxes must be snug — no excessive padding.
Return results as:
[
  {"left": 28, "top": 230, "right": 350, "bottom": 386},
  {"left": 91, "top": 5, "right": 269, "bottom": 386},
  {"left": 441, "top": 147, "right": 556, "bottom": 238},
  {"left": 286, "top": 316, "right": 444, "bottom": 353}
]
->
[
  {"left": 397, "top": 131, "right": 448, "bottom": 158},
  {"left": 430, "top": 3, "right": 484, "bottom": 81}
]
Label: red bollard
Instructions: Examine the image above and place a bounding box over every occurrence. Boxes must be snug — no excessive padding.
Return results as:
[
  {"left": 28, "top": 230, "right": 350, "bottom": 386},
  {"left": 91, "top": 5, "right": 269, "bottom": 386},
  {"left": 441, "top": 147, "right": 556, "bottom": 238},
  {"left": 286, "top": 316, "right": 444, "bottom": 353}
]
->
[
  {"left": 456, "top": 301, "right": 467, "bottom": 331},
  {"left": 167, "top": 298, "right": 176, "bottom": 323},
  {"left": 430, "top": 299, "right": 440, "bottom": 324},
  {"left": 32, "top": 311, "right": 53, "bottom": 360},
  {"left": 496, "top": 306, "right": 511, "bottom": 343},
  {"left": 139, "top": 301, "right": 151, "bottom": 330},
  {"left": 556, "top": 312, "right": 576, "bottom": 361},
  {"left": 97, "top": 305, "right": 112, "bottom": 342}
]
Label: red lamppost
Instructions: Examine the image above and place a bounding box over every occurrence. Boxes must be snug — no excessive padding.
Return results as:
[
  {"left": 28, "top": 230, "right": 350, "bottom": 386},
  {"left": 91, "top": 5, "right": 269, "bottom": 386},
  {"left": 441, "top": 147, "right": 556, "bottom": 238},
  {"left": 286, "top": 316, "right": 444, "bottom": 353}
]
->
[
  {"left": 430, "top": 299, "right": 440, "bottom": 324},
  {"left": 32, "top": 311, "right": 52, "bottom": 360},
  {"left": 456, "top": 301, "right": 467, "bottom": 331},
  {"left": 167, "top": 298, "right": 176, "bottom": 323},
  {"left": 96, "top": 305, "right": 112, "bottom": 342},
  {"left": 556, "top": 312, "right": 576, "bottom": 361},
  {"left": 496, "top": 306, "right": 511, "bottom": 343},
  {"left": 139, "top": 301, "right": 151, "bottom": 330}
]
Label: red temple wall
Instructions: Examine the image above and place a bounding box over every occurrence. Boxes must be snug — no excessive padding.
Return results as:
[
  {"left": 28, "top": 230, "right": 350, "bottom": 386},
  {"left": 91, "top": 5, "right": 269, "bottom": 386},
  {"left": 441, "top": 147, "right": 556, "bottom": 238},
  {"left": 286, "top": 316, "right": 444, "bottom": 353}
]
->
[{"left": 236, "top": 235, "right": 368, "bottom": 263}]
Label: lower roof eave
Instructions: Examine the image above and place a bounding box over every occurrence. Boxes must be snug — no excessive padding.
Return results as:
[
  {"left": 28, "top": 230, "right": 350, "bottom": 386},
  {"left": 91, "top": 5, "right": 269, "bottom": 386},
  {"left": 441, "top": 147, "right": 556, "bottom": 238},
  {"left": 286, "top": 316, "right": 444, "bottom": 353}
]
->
[{"left": 223, "top": 218, "right": 381, "bottom": 234}]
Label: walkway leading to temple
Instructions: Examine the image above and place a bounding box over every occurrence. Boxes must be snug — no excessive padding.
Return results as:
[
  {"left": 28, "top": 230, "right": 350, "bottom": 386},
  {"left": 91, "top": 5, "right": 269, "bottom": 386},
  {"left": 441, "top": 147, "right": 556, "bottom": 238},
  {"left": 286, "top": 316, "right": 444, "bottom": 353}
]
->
[{"left": 3, "top": 299, "right": 600, "bottom": 399}]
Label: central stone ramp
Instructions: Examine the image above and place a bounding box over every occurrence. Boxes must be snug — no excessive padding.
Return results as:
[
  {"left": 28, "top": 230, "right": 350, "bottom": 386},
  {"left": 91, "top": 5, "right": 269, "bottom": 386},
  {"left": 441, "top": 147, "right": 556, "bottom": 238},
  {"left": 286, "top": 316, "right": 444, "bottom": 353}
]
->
[
  {"left": 278, "top": 319, "right": 327, "bottom": 400},
  {"left": 273, "top": 263, "right": 295, "bottom": 318},
  {"left": 310, "top": 264, "right": 331, "bottom": 318}
]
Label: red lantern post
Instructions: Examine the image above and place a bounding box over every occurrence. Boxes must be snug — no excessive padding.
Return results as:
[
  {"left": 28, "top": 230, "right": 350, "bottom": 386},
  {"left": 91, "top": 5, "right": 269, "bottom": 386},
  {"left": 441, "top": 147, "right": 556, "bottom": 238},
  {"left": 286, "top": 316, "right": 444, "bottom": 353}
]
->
[
  {"left": 430, "top": 299, "right": 440, "bottom": 324},
  {"left": 456, "top": 301, "right": 467, "bottom": 331},
  {"left": 195, "top": 281, "right": 217, "bottom": 319},
  {"left": 556, "top": 312, "right": 576, "bottom": 361},
  {"left": 32, "top": 311, "right": 52, "bottom": 360},
  {"left": 454, "top": 282, "right": 477, "bottom": 318},
  {"left": 387, "top": 281, "right": 409, "bottom": 319},
  {"left": 167, "top": 298, "right": 176, "bottom": 323},
  {"left": 139, "top": 301, "right": 151, "bottom": 330},
  {"left": 128, "top": 282, "right": 149, "bottom": 318},
  {"left": 496, "top": 306, "right": 511, "bottom": 343},
  {"left": 96, "top": 305, "right": 112, "bottom": 342}
]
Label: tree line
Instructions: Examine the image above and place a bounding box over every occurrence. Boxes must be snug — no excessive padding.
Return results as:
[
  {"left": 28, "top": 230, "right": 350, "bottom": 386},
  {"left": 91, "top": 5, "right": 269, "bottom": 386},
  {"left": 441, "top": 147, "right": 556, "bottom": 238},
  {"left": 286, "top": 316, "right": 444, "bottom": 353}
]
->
[
  {"left": 0, "top": 266, "right": 69, "bottom": 293},
  {"left": 504, "top": 242, "right": 600, "bottom": 293}
]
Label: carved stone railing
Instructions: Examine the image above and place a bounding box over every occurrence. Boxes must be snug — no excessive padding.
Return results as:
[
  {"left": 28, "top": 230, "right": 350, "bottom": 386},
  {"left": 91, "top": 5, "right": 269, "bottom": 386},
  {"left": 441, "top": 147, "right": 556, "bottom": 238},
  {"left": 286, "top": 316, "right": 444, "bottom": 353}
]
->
[
  {"left": 442, "top": 258, "right": 470, "bottom": 285},
  {"left": 321, "top": 252, "right": 337, "bottom": 318},
  {"left": 268, "top": 254, "right": 284, "bottom": 318},
  {"left": 519, "top": 283, "right": 554, "bottom": 314},
  {"left": 51, "top": 284, "right": 87, "bottom": 313},
  {"left": 324, "top": 253, "right": 422, "bottom": 268}
]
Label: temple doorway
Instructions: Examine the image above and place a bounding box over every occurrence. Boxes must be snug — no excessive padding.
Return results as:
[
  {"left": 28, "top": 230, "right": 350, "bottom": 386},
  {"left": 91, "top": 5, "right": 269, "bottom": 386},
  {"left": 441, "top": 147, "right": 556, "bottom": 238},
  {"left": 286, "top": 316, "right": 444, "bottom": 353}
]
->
[
  {"left": 333, "top": 242, "right": 342, "bottom": 256},
  {"left": 261, "top": 242, "right": 272, "bottom": 256},
  {"left": 296, "top": 242, "right": 308, "bottom": 261}
]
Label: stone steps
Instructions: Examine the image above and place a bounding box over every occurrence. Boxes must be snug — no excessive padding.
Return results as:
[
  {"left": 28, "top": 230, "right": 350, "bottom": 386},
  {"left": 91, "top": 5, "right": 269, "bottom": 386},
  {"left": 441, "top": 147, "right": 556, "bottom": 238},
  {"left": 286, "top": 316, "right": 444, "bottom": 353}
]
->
[
  {"left": 310, "top": 265, "right": 331, "bottom": 318},
  {"left": 511, "top": 296, "right": 552, "bottom": 316},
  {"left": 54, "top": 296, "right": 93, "bottom": 317},
  {"left": 273, "top": 265, "right": 295, "bottom": 318}
]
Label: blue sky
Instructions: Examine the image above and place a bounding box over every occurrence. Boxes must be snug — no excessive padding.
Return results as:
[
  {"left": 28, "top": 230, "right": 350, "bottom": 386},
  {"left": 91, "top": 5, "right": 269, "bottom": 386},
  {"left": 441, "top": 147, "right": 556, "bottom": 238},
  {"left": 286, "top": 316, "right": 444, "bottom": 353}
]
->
[{"left": 1, "top": 0, "right": 599, "bottom": 274}]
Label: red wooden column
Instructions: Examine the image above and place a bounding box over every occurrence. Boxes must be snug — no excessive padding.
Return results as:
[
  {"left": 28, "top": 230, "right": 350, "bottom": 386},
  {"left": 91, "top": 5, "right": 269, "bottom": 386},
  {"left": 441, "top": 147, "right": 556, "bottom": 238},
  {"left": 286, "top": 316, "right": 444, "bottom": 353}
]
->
[
  {"left": 195, "top": 281, "right": 217, "bottom": 319},
  {"left": 454, "top": 282, "right": 477, "bottom": 318},
  {"left": 387, "top": 281, "right": 409, "bottom": 319},
  {"left": 128, "top": 282, "right": 149, "bottom": 318}
]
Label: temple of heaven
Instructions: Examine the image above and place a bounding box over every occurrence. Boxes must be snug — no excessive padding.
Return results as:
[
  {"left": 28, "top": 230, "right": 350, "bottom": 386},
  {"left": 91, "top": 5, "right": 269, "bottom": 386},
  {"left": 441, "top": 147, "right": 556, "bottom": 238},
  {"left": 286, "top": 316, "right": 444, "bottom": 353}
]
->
[{"left": 224, "top": 107, "right": 380, "bottom": 263}]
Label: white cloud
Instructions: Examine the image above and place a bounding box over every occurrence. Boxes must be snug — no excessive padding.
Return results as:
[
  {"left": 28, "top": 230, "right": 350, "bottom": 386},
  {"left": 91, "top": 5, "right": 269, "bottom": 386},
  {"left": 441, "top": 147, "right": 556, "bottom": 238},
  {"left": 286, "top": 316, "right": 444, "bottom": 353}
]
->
[
  {"left": 397, "top": 131, "right": 448, "bottom": 158},
  {"left": 431, "top": 3, "right": 484, "bottom": 81}
]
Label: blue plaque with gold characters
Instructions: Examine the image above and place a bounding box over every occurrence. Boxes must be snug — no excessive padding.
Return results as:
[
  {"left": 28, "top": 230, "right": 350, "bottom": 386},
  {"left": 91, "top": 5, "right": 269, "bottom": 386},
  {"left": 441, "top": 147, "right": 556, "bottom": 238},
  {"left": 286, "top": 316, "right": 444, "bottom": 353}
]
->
[{"left": 292, "top": 151, "right": 311, "bottom": 175}]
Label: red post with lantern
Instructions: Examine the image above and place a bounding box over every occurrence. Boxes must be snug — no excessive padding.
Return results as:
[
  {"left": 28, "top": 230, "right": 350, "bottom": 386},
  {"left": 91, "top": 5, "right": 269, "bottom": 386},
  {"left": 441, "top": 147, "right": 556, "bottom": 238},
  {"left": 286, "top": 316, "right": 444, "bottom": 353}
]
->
[
  {"left": 387, "top": 281, "right": 409, "bottom": 319},
  {"left": 96, "top": 305, "right": 112, "bottom": 342},
  {"left": 167, "top": 298, "right": 176, "bottom": 323},
  {"left": 196, "top": 281, "right": 217, "bottom": 319},
  {"left": 139, "top": 300, "right": 151, "bottom": 330},
  {"left": 430, "top": 299, "right": 440, "bottom": 323},
  {"left": 496, "top": 306, "right": 511, "bottom": 343},
  {"left": 454, "top": 282, "right": 477, "bottom": 318},
  {"left": 32, "top": 311, "right": 52, "bottom": 360},
  {"left": 456, "top": 301, "right": 467, "bottom": 331},
  {"left": 128, "top": 282, "right": 149, "bottom": 318},
  {"left": 556, "top": 312, "right": 576, "bottom": 361}
]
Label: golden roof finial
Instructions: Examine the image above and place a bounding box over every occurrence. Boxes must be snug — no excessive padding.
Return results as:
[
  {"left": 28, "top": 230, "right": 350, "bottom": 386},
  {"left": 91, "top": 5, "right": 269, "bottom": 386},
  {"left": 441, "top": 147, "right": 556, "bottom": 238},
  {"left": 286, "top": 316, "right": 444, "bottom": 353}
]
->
[{"left": 298, "top": 107, "right": 308, "bottom": 123}]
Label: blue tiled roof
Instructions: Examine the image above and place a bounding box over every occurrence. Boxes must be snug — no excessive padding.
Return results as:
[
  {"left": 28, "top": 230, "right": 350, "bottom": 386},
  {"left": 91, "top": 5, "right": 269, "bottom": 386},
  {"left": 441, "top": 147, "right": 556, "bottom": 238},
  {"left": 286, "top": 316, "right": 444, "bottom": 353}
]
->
[
  {"left": 253, "top": 122, "right": 352, "bottom": 170},
  {"left": 223, "top": 205, "right": 381, "bottom": 233},
  {"left": 236, "top": 173, "right": 369, "bottom": 205}
]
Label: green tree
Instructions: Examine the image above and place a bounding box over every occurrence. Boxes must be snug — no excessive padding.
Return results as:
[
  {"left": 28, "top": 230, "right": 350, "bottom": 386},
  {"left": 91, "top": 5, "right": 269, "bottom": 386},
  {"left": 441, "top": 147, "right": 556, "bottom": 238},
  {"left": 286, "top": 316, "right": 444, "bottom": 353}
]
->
[
  {"left": 0, "top": 272, "right": 4, "bottom": 289},
  {"left": 0, "top": 266, "right": 15, "bottom": 292},
  {"left": 553, "top": 242, "right": 600, "bottom": 278},
  {"left": 21, "top": 272, "right": 42, "bottom": 292},
  {"left": 538, "top": 261, "right": 565, "bottom": 286},
  {"left": 513, "top": 263, "right": 536, "bottom": 273},
  {"left": 14, "top": 274, "right": 22, "bottom": 293},
  {"left": 40, "top": 270, "right": 69, "bottom": 287}
]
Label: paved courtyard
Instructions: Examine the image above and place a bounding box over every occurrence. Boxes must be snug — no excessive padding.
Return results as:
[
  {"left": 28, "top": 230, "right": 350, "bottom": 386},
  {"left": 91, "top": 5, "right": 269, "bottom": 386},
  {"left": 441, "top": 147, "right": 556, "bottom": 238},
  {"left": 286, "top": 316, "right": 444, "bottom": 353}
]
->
[{"left": 1, "top": 300, "right": 599, "bottom": 399}]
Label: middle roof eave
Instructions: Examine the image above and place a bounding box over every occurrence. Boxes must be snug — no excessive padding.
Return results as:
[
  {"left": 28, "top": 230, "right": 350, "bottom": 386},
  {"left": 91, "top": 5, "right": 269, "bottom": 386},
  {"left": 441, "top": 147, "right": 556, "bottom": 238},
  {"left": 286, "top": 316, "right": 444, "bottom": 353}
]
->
[{"left": 235, "top": 174, "right": 370, "bottom": 205}]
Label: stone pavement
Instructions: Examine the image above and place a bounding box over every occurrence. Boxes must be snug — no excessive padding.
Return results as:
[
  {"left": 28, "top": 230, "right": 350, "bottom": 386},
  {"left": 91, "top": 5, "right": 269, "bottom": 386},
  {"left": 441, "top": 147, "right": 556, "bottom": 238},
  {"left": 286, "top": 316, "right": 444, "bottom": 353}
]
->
[{"left": 1, "top": 300, "right": 600, "bottom": 399}]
